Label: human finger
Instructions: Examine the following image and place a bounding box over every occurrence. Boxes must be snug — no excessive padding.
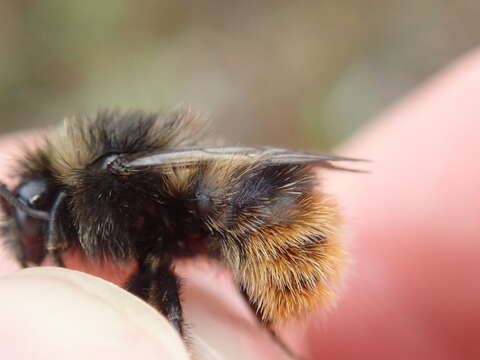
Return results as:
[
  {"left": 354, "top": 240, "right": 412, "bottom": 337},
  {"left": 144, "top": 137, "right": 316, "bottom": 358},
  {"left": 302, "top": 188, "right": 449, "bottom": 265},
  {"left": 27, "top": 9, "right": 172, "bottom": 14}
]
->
[{"left": 0, "top": 267, "right": 189, "bottom": 360}]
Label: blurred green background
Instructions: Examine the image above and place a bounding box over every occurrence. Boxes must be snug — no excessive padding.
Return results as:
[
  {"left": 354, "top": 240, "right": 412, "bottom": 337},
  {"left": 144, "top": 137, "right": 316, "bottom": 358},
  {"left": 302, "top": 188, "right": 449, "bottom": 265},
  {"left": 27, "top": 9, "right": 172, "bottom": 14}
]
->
[{"left": 0, "top": 1, "right": 479, "bottom": 148}]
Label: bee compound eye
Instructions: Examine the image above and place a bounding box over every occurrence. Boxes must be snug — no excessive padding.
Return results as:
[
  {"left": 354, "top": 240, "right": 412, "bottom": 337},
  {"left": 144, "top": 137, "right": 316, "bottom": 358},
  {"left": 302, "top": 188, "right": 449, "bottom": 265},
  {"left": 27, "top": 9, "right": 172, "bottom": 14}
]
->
[
  {"left": 13, "top": 178, "right": 57, "bottom": 237},
  {"left": 15, "top": 178, "right": 56, "bottom": 210}
]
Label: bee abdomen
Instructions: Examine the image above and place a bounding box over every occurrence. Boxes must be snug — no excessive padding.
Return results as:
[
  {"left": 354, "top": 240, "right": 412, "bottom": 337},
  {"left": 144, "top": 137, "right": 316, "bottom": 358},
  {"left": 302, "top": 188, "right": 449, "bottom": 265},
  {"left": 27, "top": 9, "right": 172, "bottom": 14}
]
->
[{"left": 237, "top": 193, "right": 344, "bottom": 323}]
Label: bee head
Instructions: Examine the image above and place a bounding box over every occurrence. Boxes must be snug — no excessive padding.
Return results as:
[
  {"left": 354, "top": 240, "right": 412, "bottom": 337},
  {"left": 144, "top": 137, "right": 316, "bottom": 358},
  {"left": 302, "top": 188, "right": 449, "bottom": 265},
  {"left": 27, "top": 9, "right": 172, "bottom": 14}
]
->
[{"left": 0, "top": 176, "right": 58, "bottom": 264}]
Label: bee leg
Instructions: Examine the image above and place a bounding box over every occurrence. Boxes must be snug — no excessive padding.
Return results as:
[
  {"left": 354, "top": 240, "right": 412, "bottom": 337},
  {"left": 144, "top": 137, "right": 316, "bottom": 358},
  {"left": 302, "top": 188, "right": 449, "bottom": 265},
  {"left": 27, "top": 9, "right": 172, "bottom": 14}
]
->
[
  {"left": 0, "top": 197, "right": 34, "bottom": 268},
  {"left": 16, "top": 247, "right": 29, "bottom": 268},
  {"left": 3, "top": 220, "right": 48, "bottom": 267},
  {"left": 265, "top": 328, "right": 306, "bottom": 360},
  {"left": 126, "top": 256, "right": 185, "bottom": 336},
  {"left": 5, "top": 224, "right": 29, "bottom": 268},
  {"left": 1, "top": 210, "right": 47, "bottom": 267},
  {"left": 7, "top": 234, "right": 29, "bottom": 268},
  {"left": 49, "top": 249, "right": 65, "bottom": 267},
  {"left": 240, "top": 288, "right": 306, "bottom": 360}
]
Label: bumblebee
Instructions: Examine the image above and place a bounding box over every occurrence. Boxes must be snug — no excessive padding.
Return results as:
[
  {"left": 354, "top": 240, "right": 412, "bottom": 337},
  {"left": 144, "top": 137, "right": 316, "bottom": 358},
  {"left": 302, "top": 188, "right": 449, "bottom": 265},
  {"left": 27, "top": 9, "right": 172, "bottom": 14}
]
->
[{"left": 0, "top": 110, "right": 362, "bottom": 358}]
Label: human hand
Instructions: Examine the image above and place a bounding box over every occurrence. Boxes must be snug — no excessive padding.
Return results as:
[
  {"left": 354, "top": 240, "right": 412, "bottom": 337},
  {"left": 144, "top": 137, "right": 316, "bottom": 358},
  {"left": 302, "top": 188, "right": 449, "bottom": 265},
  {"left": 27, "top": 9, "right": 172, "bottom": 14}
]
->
[{"left": 1, "top": 48, "right": 480, "bottom": 359}]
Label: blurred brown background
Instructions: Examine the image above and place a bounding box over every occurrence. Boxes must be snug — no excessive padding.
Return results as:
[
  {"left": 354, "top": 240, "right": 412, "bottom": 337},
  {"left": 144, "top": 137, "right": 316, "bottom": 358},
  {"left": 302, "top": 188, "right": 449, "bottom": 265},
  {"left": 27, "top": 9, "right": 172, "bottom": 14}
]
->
[{"left": 0, "top": 1, "right": 478, "bottom": 149}]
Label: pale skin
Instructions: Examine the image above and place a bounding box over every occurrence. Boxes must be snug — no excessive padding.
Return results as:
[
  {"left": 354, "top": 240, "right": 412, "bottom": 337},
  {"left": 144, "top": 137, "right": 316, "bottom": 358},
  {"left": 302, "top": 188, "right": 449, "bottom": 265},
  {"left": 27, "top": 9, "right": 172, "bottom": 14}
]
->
[{"left": 1, "top": 48, "right": 480, "bottom": 359}]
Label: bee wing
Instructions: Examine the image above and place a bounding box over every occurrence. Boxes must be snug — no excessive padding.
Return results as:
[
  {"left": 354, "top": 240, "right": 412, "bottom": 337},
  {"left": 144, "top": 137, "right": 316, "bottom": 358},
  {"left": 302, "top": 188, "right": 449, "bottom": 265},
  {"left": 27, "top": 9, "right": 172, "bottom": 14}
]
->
[{"left": 124, "top": 146, "right": 366, "bottom": 172}]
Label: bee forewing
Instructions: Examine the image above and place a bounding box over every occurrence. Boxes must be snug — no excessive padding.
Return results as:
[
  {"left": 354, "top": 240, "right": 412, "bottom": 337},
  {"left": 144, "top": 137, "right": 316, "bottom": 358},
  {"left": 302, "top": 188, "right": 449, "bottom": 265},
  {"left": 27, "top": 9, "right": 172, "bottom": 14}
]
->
[{"left": 125, "top": 146, "right": 367, "bottom": 171}]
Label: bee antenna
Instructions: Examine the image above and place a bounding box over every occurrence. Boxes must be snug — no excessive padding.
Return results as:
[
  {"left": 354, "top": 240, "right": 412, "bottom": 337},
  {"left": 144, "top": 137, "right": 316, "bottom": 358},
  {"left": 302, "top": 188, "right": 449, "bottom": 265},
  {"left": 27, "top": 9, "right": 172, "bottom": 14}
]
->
[
  {"left": 45, "top": 191, "right": 67, "bottom": 267},
  {"left": 0, "top": 183, "right": 50, "bottom": 220}
]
